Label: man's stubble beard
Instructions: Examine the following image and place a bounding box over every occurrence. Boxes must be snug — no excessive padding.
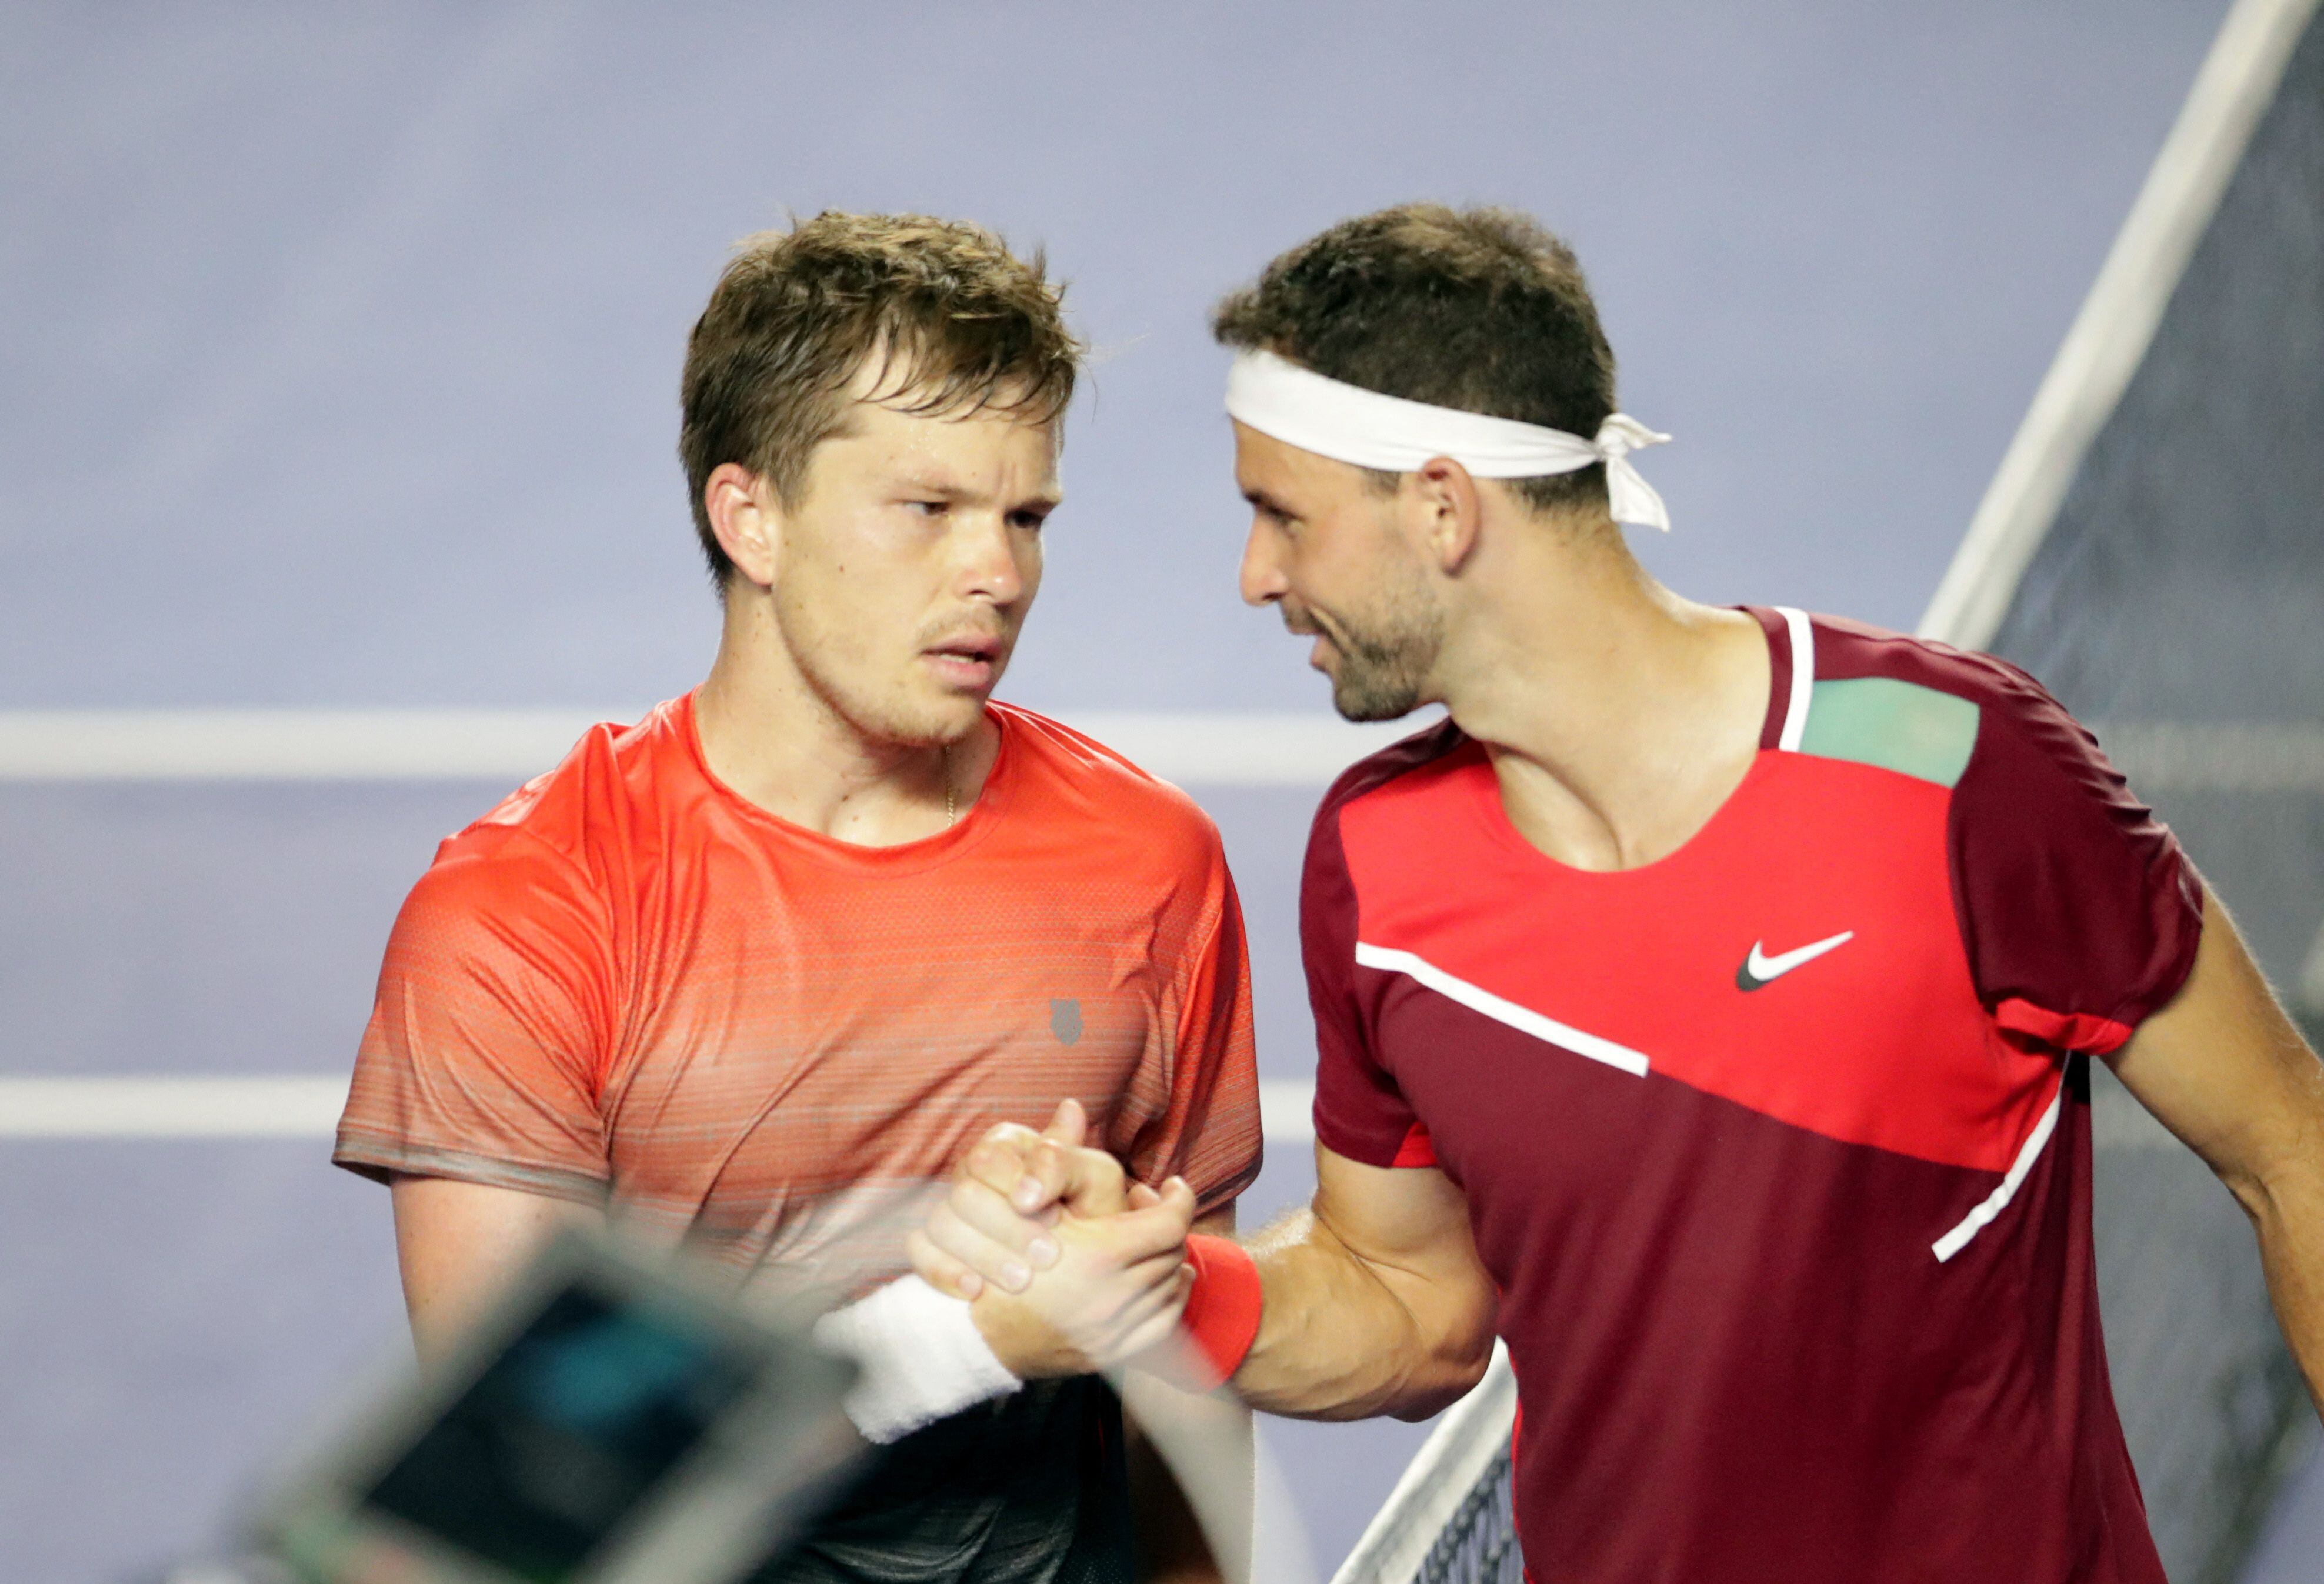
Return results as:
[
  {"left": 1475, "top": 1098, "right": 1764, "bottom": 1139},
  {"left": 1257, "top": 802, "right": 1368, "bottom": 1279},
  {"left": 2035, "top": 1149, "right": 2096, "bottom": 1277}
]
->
[
  {"left": 772, "top": 575, "right": 996, "bottom": 751},
  {"left": 1311, "top": 571, "right": 1445, "bottom": 724}
]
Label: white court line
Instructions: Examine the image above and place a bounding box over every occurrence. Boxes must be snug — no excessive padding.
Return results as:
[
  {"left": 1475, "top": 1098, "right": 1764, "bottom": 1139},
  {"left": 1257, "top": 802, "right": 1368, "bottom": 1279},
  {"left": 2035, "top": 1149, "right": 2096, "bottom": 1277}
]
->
[
  {"left": 4, "top": 711, "right": 2305, "bottom": 789},
  {"left": 0, "top": 1074, "right": 1322, "bottom": 1145},
  {"left": 1258, "top": 1078, "right": 1315, "bottom": 1145},
  {"left": 0, "top": 709, "right": 1423, "bottom": 786},
  {"left": 6, "top": 709, "right": 2313, "bottom": 792},
  {"left": 0, "top": 1076, "right": 352, "bottom": 1138},
  {"left": 0, "top": 710, "right": 638, "bottom": 782}
]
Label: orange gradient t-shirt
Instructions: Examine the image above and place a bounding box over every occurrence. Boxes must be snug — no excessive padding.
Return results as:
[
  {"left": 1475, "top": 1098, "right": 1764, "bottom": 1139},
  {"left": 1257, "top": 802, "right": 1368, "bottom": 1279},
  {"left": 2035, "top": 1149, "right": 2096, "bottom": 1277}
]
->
[{"left": 335, "top": 693, "right": 1262, "bottom": 1285}]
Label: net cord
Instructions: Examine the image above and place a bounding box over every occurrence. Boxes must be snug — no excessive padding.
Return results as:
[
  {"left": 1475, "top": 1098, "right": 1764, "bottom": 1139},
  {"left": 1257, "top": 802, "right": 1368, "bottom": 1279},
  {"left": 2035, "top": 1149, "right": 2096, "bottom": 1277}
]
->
[
  {"left": 1916, "top": 0, "right": 2320, "bottom": 650},
  {"left": 1328, "top": 1342, "right": 1517, "bottom": 1584}
]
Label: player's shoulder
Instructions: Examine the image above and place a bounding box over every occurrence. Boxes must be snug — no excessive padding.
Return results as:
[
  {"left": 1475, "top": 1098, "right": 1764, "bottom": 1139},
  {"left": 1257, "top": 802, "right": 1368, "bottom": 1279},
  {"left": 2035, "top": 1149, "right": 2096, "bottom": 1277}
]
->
[
  {"left": 1793, "top": 611, "right": 2090, "bottom": 793},
  {"left": 992, "top": 703, "right": 1225, "bottom": 853},
  {"left": 1804, "top": 610, "right": 2043, "bottom": 704},
  {"left": 1294, "top": 716, "right": 1468, "bottom": 925},
  {"left": 1314, "top": 714, "right": 1472, "bottom": 826},
  {"left": 419, "top": 698, "right": 689, "bottom": 909}
]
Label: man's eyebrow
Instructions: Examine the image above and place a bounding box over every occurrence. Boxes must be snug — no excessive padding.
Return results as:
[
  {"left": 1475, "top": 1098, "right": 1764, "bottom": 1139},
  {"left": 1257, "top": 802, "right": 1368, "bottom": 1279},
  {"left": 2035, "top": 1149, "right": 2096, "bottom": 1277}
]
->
[
  {"left": 893, "top": 473, "right": 1062, "bottom": 512},
  {"left": 1242, "top": 486, "right": 1294, "bottom": 516}
]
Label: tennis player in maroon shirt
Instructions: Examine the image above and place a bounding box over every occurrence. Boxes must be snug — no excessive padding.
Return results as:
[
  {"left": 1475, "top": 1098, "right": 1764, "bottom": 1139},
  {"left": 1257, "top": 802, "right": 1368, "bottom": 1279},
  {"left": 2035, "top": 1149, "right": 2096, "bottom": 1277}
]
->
[{"left": 908, "top": 204, "right": 2324, "bottom": 1583}]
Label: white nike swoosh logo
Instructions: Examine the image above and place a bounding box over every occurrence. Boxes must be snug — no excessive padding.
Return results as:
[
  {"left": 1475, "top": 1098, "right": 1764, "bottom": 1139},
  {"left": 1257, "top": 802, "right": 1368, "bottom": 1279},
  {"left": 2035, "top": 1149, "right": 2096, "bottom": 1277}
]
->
[{"left": 1739, "top": 930, "right": 1855, "bottom": 988}]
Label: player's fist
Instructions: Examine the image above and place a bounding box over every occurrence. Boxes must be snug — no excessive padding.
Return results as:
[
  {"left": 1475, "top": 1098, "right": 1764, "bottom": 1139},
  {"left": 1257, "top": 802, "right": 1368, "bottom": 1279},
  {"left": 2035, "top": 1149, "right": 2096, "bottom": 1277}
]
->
[
  {"left": 951, "top": 1175, "right": 1199, "bottom": 1378},
  {"left": 905, "top": 1099, "right": 1202, "bottom": 1378},
  {"left": 914, "top": 1099, "right": 1133, "bottom": 1299},
  {"left": 967, "top": 1098, "right": 1129, "bottom": 1219}
]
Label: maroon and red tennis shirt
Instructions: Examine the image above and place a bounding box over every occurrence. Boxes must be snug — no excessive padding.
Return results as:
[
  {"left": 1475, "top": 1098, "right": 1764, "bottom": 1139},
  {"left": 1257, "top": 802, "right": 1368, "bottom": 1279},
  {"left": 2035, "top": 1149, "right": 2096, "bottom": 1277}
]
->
[{"left": 1306, "top": 608, "right": 2202, "bottom": 1583}]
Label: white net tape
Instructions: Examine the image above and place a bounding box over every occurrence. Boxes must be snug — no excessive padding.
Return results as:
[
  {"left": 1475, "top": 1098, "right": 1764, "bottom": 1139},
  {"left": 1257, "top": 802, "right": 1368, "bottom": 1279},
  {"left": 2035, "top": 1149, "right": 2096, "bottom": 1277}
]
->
[{"left": 1328, "top": 1344, "right": 1521, "bottom": 1584}]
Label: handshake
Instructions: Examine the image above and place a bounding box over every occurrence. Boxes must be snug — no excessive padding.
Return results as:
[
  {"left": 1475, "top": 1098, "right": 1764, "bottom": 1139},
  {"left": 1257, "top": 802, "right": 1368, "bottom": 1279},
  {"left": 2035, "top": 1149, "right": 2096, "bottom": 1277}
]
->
[
  {"left": 905, "top": 1096, "right": 1224, "bottom": 1387},
  {"left": 829, "top": 1088, "right": 1486, "bottom": 1452},
  {"left": 815, "top": 1097, "right": 1268, "bottom": 1450}
]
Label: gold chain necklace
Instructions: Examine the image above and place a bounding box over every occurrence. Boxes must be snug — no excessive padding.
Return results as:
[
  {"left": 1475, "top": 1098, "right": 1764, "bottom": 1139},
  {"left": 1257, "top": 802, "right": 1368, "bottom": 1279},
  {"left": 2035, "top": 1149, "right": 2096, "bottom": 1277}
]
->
[{"left": 943, "top": 745, "right": 956, "bottom": 825}]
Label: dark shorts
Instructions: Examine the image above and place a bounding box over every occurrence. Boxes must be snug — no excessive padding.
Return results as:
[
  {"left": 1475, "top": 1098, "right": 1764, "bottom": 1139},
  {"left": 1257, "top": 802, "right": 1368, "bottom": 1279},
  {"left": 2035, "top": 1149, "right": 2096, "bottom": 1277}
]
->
[{"left": 754, "top": 1377, "right": 1133, "bottom": 1584}]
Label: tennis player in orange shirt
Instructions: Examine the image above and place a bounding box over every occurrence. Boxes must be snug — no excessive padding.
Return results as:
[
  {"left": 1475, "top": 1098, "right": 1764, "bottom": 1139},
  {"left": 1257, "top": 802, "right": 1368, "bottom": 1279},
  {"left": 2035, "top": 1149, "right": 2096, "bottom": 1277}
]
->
[{"left": 334, "top": 214, "right": 1261, "bottom": 1583}]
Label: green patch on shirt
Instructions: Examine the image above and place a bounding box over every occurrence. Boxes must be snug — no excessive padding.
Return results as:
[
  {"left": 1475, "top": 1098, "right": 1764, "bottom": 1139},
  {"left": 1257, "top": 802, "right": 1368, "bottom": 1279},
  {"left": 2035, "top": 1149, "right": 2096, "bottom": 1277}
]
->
[{"left": 1798, "top": 678, "right": 1980, "bottom": 788}]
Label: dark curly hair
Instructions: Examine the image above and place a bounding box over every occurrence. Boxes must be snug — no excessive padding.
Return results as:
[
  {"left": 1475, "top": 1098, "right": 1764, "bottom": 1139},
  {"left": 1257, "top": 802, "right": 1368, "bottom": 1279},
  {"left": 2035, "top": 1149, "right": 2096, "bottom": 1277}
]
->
[{"left": 1213, "top": 204, "right": 1616, "bottom": 516}]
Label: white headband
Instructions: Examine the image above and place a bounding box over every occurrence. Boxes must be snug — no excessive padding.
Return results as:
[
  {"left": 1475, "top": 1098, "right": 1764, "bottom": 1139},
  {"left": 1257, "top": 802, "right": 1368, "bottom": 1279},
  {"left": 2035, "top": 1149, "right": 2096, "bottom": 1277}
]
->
[{"left": 1223, "top": 349, "right": 1673, "bottom": 531}]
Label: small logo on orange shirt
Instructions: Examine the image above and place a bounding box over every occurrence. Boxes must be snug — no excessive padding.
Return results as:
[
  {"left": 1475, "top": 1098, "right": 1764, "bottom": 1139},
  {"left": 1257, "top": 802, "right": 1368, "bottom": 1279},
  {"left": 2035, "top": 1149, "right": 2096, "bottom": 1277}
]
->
[{"left": 1051, "top": 998, "right": 1082, "bottom": 1045}]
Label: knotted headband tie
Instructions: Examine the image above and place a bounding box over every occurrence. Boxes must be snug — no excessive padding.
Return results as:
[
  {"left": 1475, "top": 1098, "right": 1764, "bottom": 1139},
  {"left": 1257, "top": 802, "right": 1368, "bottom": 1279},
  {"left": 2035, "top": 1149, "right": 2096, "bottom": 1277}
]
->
[{"left": 1223, "top": 349, "right": 1673, "bottom": 531}]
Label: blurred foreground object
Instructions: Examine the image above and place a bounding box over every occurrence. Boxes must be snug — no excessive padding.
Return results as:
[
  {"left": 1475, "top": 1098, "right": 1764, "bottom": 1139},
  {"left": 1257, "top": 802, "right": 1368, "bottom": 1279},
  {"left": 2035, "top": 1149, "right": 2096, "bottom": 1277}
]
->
[{"left": 245, "top": 1230, "right": 862, "bottom": 1584}]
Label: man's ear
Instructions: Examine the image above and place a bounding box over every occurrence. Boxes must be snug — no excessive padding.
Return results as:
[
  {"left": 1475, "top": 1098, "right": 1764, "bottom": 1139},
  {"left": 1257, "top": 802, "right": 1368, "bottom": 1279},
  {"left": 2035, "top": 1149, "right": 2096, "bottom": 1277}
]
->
[
  {"left": 1409, "top": 456, "right": 1483, "bottom": 576},
  {"left": 703, "top": 462, "right": 782, "bottom": 589}
]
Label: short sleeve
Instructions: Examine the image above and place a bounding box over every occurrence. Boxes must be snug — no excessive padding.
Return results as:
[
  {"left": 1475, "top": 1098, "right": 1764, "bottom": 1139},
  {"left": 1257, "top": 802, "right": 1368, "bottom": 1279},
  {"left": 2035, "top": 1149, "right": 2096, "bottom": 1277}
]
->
[
  {"left": 1305, "top": 795, "right": 1432, "bottom": 1168},
  {"left": 334, "top": 831, "right": 613, "bottom": 1204},
  {"left": 1949, "top": 665, "right": 2204, "bottom": 1055},
  {"left": 1124, "top": 836, "right": 1263, "bottom": 1216}
]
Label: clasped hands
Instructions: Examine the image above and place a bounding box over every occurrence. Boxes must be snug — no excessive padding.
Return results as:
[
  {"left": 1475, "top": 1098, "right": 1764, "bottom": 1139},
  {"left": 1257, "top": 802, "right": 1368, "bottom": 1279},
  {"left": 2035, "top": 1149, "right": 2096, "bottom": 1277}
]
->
[{"left": 908, "top": 1099, "right": 1199, "bottom": 1380}]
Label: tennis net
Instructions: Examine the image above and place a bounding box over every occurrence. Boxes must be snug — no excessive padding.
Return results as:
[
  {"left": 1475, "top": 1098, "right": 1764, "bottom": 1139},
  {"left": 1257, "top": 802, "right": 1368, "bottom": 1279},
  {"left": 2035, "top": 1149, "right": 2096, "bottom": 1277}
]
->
[{"left": 1327, "top": 1345, "right": 1519, "bottom": 1584}]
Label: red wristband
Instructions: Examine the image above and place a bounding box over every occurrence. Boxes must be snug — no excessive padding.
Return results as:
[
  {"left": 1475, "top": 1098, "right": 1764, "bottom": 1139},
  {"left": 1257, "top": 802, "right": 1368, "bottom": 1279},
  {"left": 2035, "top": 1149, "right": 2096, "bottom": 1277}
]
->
[{"left": 1181, "top": 1233, "right": 1262, "bottom": 1384}]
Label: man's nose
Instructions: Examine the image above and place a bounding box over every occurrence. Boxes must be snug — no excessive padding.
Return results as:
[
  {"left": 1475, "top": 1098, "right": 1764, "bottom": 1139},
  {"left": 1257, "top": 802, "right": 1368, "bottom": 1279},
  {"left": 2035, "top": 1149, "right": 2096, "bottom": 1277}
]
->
[
  {"left": 1238, "top": 518, "right": 1286, "bottom": 608},
  {"left": 960, "top": 513, "right": 1027, "bottom": 605}
]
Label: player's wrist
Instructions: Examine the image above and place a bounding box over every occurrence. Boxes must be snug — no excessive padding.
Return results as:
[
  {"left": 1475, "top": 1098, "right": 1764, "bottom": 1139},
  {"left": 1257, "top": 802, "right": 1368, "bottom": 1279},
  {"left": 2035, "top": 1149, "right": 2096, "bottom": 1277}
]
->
[
  {"left": 1180, "top": 1234, "right": 1263, "bottom": 1386},
  {"left": 812, "top": 1275, "right": 1023, "bottom": 1444},
  {"left": 966, "top": 1288, "right": 1097, "bottom": 1379}
]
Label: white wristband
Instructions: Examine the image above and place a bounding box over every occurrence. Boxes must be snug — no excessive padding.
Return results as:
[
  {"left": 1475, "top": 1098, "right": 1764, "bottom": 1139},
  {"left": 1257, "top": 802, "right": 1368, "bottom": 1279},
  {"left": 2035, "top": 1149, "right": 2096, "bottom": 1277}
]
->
[{"left": 811, "top": 1275, "right": 1023, "bottom": 1444}]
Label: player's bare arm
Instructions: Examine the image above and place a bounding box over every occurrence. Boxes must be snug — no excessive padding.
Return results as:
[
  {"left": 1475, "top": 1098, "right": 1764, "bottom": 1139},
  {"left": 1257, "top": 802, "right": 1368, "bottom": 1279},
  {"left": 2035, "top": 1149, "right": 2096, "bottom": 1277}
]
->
[
  {"left": 1228, "top": 1148, "right": 1496, "bottom": 1420},
  {"left": 918, "top": 1116, "right": 1498, "bottom": 1421},
  {"left": 387, "top": 1175, "right": 601, "bottom": 1368},
  {"left": 2108, "top": 887, "right": 2324, "bottom": 1414}
]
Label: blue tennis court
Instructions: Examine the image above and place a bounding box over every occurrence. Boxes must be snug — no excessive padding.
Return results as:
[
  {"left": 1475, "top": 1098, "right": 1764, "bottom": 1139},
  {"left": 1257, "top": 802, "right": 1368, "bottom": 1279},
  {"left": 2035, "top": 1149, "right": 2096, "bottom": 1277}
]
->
[{"left": 3, "top": 5, "right": 2318, "bottom": 1580}]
